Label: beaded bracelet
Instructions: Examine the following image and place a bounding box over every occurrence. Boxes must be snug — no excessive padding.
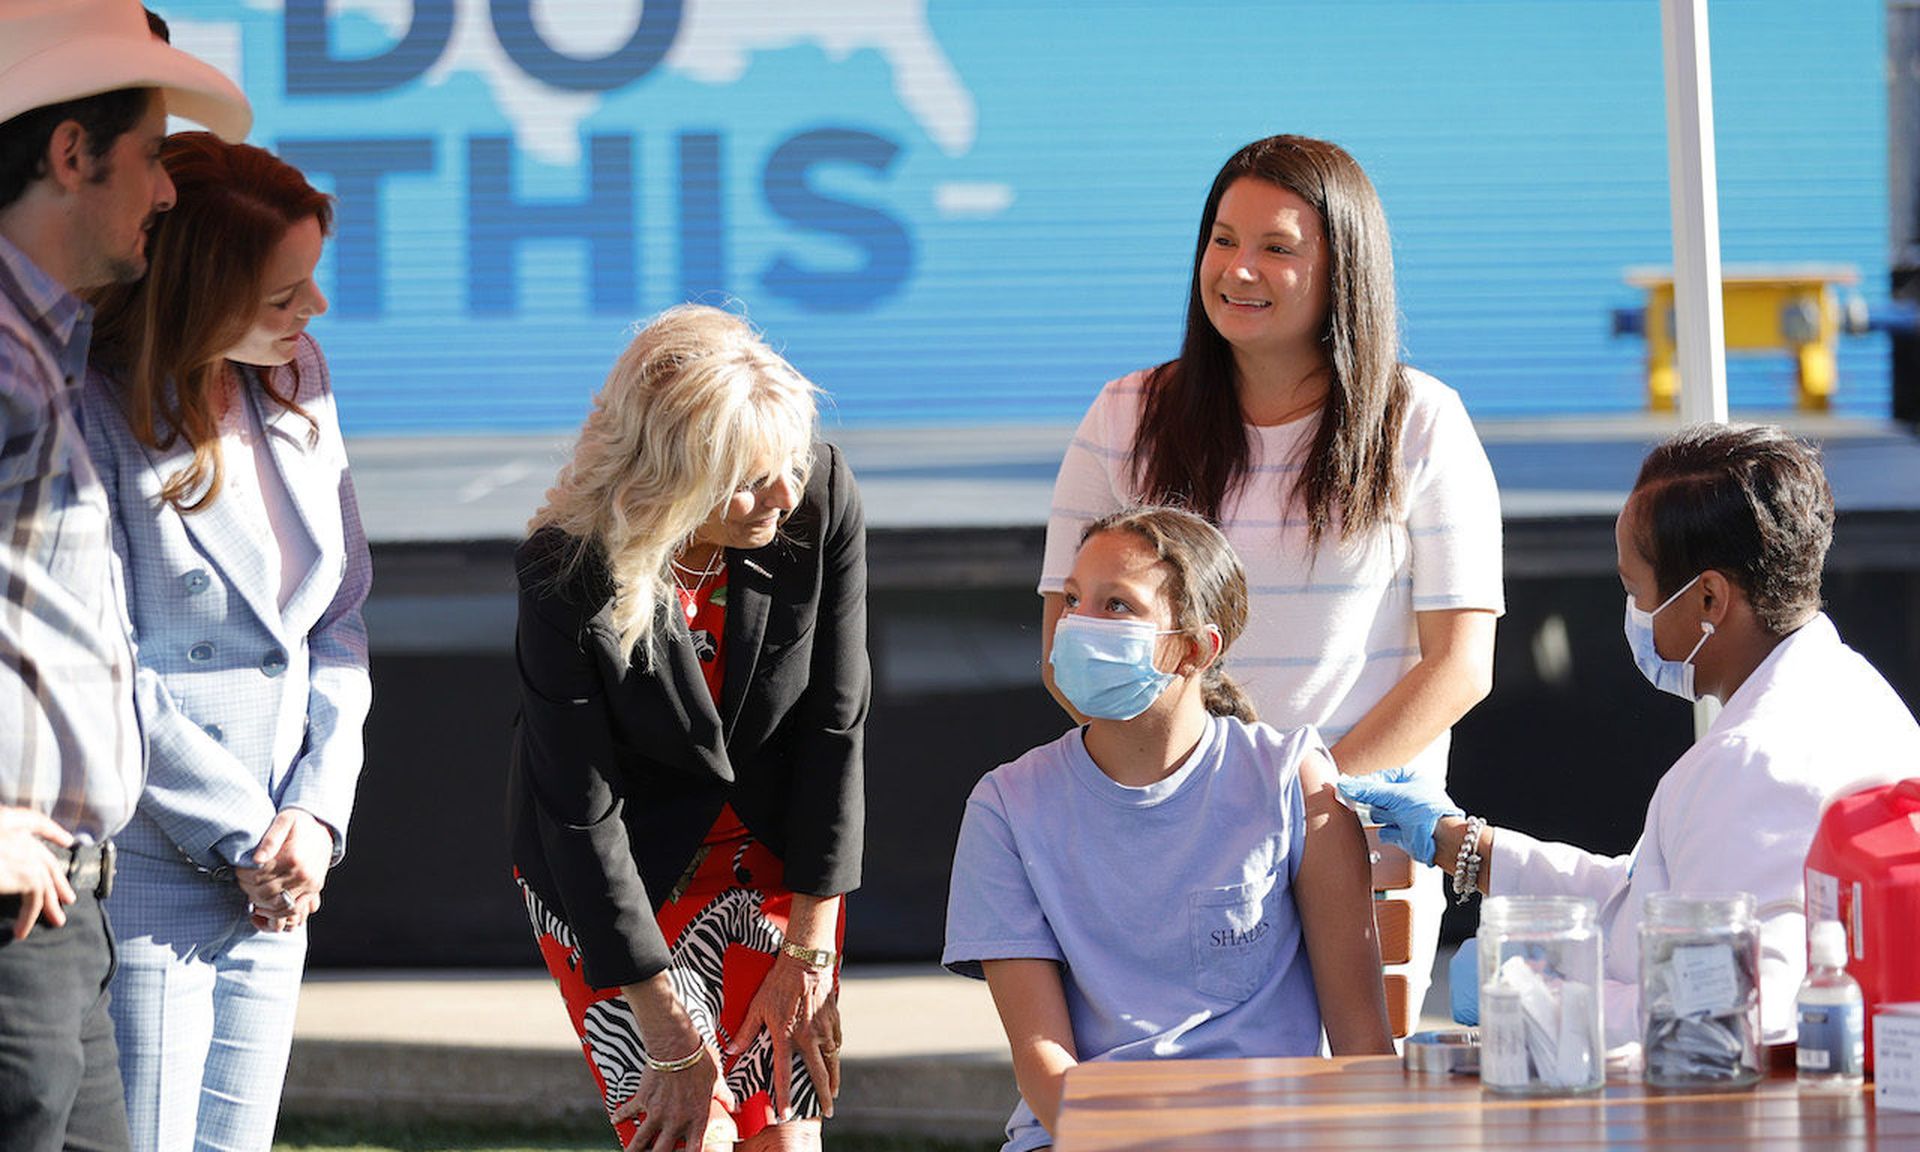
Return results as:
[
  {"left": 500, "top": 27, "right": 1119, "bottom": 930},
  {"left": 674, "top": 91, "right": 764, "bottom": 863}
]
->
[
  {"left": 642, "top": 1042, "right": 707, "bottom": 1073},
  {"left": 1450, "top": 815, "right": 1486, "bottom": 905}
]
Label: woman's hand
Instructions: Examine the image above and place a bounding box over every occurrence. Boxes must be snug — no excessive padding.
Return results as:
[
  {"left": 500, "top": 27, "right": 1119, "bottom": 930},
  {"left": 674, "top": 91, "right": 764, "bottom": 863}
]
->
[
  {"left": 236, "top": 808, "right": 333, "bottom": 918},
  {"left": 247, "top": 890, "right": 321, "bottom": 933},
  {"left": 728, "top": 951, "right": 840, "bottom": 1120},
  {"left": 617, "top": 976, "right": 738, "bottom": 1151},
  {"left": 613, "top": 1039, "right": 735, "bottom": 1152},
  {"left": 1334, "top": 772, "right": 1462, "bottom": 867}
]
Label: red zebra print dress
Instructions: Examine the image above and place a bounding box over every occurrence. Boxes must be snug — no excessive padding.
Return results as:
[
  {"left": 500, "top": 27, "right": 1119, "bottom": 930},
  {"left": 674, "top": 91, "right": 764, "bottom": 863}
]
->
[{"left": 518, "top": 569, "right": 843, "bottom": 1145}]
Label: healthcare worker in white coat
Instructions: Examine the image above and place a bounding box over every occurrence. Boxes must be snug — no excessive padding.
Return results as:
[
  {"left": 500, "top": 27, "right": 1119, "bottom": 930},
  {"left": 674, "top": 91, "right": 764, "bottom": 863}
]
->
[{"left": 1342, "top": 423, "right": 1920, "bottom": 1047}]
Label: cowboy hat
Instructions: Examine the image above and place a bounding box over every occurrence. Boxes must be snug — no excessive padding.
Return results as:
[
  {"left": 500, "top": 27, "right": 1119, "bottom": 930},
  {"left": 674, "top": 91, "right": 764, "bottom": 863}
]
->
[{"left": 0, "top": 0, "right": 251, "bottom": 140}]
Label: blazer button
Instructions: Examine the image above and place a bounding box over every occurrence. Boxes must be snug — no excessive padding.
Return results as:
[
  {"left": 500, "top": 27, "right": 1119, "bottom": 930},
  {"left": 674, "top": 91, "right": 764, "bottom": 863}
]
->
[
  {"left": 181, "top": 569, "right": 211, "bottom": 594},
  {"left": 261, "top": 648, "right": 288, "bottom": 677},
  {"left": 187, "top": 642, "right": 215, "bottom": 663},
  {"left": 202, "top": 723, "right": 224, "bottom": 743}
]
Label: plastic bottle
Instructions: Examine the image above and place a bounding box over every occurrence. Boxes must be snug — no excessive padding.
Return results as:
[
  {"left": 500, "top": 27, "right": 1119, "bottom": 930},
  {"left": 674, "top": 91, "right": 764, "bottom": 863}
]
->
[{"left": 1797, "top": 920, "right": 1865, "bottom": 1093}]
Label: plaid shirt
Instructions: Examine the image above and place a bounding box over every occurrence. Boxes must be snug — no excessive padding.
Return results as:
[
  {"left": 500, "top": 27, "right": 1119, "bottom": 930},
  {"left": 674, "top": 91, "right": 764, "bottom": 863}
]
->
[{"left": 0, "top": 233, "right": 142, "bottom": 840}]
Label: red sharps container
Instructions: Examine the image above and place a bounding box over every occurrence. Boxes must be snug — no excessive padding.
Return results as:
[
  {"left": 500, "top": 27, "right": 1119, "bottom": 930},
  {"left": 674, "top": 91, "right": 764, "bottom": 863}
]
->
[{"left": 1804, "top": 778, "right": 1920, "bottom": 1069}]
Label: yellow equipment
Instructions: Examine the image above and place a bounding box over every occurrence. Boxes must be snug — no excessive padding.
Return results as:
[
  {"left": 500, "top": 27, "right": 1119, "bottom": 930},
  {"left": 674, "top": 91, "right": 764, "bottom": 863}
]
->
[{"left": 1621, "top": 264, "right": 1862, "bottom": 412}]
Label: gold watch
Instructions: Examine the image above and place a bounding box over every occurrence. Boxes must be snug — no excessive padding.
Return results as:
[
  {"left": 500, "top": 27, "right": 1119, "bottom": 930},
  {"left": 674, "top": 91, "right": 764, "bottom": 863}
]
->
[{"left": 779, "top": 940, "right": 837, "bottom": 969}]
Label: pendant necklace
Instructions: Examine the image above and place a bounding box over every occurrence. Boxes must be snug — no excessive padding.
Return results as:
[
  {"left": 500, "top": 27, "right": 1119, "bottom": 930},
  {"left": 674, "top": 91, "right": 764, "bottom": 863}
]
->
[{"left": 670, "top": 546, "right": 724, "bottom": 623}]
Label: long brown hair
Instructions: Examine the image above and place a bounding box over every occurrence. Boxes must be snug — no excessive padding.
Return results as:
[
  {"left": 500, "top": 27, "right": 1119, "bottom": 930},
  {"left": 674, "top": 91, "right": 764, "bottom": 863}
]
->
[
  {"left": 1132, "top": 135, "right": 1409, "bottom": 551},
  {"left": 90, "top": 132, "right": 331, "bottom": 512},
  {"left": 1080, "top": 505, "right": 1256, "bottom": 723}
]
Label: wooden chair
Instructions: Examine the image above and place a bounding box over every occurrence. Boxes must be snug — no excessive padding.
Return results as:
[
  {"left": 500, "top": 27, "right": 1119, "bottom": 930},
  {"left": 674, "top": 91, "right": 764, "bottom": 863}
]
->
[{"left": 1366, "top": 825, "right": 1416, "bottom": 1039}]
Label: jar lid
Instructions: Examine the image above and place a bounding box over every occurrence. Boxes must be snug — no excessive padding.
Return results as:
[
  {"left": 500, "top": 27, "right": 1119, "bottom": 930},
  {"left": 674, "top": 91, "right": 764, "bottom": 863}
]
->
[
  {"left": 1404, "top": 1029, "right": 1480, "bottom": 1076},
  {"left": 1643, "top": 891, "right": 1756, "bottom": 928},
  {"left": 1480, "top": 894, "right": 1597, "bottom": 931}
]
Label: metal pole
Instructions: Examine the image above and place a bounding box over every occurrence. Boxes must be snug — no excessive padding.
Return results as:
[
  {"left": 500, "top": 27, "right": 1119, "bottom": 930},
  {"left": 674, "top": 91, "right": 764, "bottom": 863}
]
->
[
  {"left": 1889, "top": 1, "right": 1920, "bottom": 423},
  {"left": 1660, "top": 0, "right": 1729, "bottom": 427},
  {"left": 1659, "top": 0, "right": 1727, "bottom": 737},
  {"left": 1895, "top": 3, "right": 1920, "bottom": 270}
]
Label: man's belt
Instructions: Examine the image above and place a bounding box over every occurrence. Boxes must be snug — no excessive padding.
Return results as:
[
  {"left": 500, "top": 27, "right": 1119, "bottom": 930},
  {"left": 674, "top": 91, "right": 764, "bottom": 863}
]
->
[{"left": 50, "top": 840, "right": 115, "bottom": 899}]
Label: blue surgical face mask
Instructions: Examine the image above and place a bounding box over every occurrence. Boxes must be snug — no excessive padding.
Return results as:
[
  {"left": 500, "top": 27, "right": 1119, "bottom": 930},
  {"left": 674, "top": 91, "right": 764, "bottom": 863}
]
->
[
  {"left": 1623, "top": 573, "right": 1714, "bottom": 701},
  {"left": 1049, "top": 614, "right": 1191, "bottom": 721}
]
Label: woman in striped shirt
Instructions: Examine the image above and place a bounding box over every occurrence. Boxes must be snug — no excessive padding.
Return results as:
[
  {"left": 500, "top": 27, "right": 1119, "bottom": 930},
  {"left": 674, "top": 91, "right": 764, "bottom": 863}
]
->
[{"left": 1039, "top": 134, "right": 1504, "bottom": 1021}]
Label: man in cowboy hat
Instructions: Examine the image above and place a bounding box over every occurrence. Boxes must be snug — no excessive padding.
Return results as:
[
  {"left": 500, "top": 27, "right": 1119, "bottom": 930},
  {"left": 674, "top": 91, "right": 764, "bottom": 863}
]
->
[{"left": 0, "top": 3, "right": 249, "bottom": 1147}]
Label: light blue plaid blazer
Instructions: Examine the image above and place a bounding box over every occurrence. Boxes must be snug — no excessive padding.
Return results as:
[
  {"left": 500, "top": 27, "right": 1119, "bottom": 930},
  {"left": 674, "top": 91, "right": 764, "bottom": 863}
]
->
[{"left": 78, "top": 335, "right": 371, "bottom": 873}]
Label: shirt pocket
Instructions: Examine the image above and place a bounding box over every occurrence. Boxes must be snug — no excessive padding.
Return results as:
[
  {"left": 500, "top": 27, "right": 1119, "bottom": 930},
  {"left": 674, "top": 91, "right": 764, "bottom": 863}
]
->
[
  {"left": 44, "top": 472, "right": 113, "bottom": 595},
  {"left": 8, "top": 430, "right": 110, "bottom": 596},
  {"left": 1189, "top": 870, "right": 1282, "bottom": 1003}
]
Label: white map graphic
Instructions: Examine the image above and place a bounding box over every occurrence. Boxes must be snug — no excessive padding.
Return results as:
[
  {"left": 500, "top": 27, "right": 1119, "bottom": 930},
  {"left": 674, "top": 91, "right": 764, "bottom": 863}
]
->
[{"left": 204, "top": 0, "right": 978, "bottom": 167}]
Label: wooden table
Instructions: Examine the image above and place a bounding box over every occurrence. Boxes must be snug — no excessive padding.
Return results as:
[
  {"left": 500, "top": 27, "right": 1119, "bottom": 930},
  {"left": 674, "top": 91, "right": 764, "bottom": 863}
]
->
[{"left": 1055, "top": 1055, "right": 1920, "bottom": 1150}]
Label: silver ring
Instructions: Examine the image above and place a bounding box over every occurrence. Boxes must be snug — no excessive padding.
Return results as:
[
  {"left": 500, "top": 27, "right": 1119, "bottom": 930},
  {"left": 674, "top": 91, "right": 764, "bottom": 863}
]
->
[{"left": 279, "top": 891, "right": 297, "bottom": 910}]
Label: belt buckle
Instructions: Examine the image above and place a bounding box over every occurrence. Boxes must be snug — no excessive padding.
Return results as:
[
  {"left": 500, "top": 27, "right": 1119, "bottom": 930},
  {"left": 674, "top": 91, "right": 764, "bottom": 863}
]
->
[{"left": 59, "top": 840, "right": 115, "bottom": 900}]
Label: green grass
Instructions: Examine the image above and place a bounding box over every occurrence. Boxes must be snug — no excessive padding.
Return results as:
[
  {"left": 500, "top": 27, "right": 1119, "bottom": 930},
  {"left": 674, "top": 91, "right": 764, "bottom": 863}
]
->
[{"left": 272, "top": 1116, "right": 998, "bottom": 1152}]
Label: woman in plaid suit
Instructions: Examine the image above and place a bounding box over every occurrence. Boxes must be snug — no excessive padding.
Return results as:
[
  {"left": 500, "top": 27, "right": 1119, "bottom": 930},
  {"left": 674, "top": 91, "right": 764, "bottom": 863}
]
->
[{"left": 80, "top": 134, "right": 370, "bottom": 1152}]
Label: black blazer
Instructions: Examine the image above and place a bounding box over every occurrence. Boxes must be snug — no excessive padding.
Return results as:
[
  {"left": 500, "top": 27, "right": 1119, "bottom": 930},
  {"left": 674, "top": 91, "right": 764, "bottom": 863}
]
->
[{"left": 508, "top": 442, "right": 869, "bottom": 989}]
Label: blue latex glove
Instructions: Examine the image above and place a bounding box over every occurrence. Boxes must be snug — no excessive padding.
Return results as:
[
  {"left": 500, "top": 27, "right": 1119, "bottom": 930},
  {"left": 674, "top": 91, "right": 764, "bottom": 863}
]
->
[
  {"left": 1334, "top": 772, "right": 1463, "bottom": 866},
  {"left": 1449, "top": 938, "right": 1480, "bottom": 1025}
]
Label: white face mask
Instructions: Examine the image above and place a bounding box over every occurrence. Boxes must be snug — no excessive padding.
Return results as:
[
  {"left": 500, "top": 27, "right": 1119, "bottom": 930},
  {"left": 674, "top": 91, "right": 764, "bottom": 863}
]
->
[
  {"left": 1049, "top": 614, "right": 1221, "bottom": 721},
  {"left": 1622, "top": 573, "right": 1714, "bottom": 701},
  {"left": 1049, "top": 615, "right": 1175, "bottom": 721}
]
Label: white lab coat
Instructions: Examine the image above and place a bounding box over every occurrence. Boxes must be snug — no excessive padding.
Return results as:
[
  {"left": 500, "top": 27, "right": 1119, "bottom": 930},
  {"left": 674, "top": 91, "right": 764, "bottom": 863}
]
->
[{"left": 1489, "top": 613, "right": 1920, "bottom": 1047}]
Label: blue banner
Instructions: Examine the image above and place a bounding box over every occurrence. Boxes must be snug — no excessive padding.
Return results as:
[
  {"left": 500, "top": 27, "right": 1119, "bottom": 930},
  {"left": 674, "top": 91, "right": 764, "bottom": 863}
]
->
[{"left": 158, "top": 1, "right": 1890, "bottom": 433}]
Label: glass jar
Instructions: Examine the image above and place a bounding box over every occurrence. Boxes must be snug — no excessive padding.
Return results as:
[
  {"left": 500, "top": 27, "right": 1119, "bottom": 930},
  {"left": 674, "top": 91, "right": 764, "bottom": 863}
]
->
[
  {"left": 1639, "top": 892, "right": 1763, "bottom": 1090},
  {"left": 1478, "top": 895, "right": 1605, "bottom": 1095}
]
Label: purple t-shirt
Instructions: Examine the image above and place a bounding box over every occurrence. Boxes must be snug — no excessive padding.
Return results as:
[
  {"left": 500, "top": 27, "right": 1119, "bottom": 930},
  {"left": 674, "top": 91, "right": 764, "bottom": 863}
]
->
[{"left": 944, "top": 715, "right": 1323, "bottom": 1152}]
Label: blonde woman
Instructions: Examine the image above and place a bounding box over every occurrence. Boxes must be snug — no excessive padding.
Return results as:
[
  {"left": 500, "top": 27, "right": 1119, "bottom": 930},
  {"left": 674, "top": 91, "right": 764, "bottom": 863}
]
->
[{"left": 509, "top": 305, "right": 868, "bottom": 1152}]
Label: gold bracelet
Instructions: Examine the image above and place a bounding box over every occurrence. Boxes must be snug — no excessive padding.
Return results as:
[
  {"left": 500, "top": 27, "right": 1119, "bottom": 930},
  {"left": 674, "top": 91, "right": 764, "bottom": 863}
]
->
[
  {"left": 779, "top": 939, "right": 837, "bottom": 969},
  {"left": 642, "top": 1042, "right": 706, "bottom": 1073}
]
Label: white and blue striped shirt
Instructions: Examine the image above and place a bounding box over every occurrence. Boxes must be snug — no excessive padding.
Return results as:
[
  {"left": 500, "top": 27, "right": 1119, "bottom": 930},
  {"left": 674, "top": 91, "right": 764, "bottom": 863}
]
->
[{"left": 1041, "top": 366, "right": 1505, "bottom": 784}]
